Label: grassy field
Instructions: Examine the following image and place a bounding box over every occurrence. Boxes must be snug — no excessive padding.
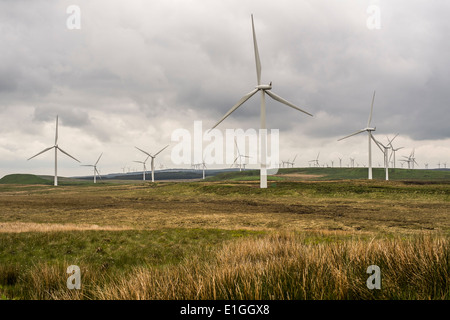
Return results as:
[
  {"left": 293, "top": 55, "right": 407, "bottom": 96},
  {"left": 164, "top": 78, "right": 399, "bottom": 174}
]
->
[{"left": 0, "top": 169, "right": 449, "bottom": 300}]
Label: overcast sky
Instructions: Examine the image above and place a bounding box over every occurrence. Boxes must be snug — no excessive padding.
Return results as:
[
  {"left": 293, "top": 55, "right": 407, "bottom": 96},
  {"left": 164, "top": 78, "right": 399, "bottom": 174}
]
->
[{"left": 1, "top": 0, "right": 449, "bottom": 178}]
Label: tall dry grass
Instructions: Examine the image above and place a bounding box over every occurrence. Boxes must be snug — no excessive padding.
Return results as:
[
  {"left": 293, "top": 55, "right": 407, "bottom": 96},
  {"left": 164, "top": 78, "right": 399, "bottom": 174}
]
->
[
  {"left": 92, "top": 232, "right": 449, "bottom": 300},
  {"left": 2, "top": 232, "right": 448, "bottom": 300}
]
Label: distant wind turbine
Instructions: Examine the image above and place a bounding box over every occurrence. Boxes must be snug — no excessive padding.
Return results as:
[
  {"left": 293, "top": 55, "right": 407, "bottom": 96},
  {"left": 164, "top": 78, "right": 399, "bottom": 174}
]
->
[
  {"left": 338, "top": 91, "right": 377, "bottom": 179},
  {"left": 386, "top": 134, "right": 403, "bottom": 169},
  {"left": 371, "top": 136, "right": 391, "bottom": 180},
  {"left": 133, "top": 155, "right": 150, "bottom": 181},
  {"left": 309, "top": 152, "right": 320, "bottom": 167},
  {"left": 135, "top": 145, "right": 169, "bottom": 182},
  {"left": 402, "top": 149, "right": 418, "bottom": 169},
  {"left": 27, "top": 115, "right": 80, "bottom": 186},
  {"left": 231, "top": 138, "right": 250, "bottom": 171},
  {"left": 210, "top": 14, "right": 313, "bottom": 188},
  {"left": 286, "top": 154, "right": 298, "bottom": 168},
  {"left": 350, "top": 157, "right": 355, "bottom": 168},
  {"left": 200, "top": 158, "right": 207, "bottom": 179},
  {"left": 81, "top": 153, "right": 103, "bottom": 183}
]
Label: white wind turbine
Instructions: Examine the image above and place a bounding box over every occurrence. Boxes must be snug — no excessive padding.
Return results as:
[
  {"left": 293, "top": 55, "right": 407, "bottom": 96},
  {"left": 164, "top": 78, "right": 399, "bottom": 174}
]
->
[
  {"left": 81, "top": 153, "right": 103, "bottom": 183},
  {"left": 133, "top": 155, "right": 150, "bottom": 181},
  {"left": 135, "top": 145, "right": 169, "bottom": 182},
  {"left": 27, "top": 115, "right": 80, "bottom": 186},
  {"left": 286, "top": 154, "right": 298, "bottom": 168},
  {"left": 210, "top": 15, "right": 313, "bottom": 188},
  {"left": 402, "top": 149, "right": 417, "bottom": 169},
  {"left": 371, "top": 136, "right": 391, "bottom": 180},
  {"left": 338, "top": 91, "right": 377, "bottom": 179},
  {"left": 231, "top": 138, "right": 250, "bottom": 171},
  {"left": 309, "top": 152, "right": 320, "bottom": 167},
  {"left": 387, "top": 134, "right": 403, "bottom": 169},
  {"left": 350, "top": 157, "right": 355, "bottom": 168},
  {"left": 199, "top": 158, "right": 207, "bottom": 179}
]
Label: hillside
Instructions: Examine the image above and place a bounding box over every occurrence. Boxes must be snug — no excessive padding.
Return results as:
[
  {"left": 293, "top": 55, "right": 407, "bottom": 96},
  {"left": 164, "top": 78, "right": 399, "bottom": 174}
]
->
[
  {"left": 207, "top": 167, "right": 450, "bottom": 182},
  {"left": 0, "top": 174, "right": 52, "bottom": 185}
]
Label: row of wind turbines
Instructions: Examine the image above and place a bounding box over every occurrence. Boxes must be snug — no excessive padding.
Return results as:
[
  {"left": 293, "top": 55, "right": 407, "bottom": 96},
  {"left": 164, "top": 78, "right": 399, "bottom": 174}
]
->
[
  {"left": 26, "top": 15, "right": 439, "bottom": 188},
  {"left": 27, "top": 115, "right": 169, "bottom": 186}
]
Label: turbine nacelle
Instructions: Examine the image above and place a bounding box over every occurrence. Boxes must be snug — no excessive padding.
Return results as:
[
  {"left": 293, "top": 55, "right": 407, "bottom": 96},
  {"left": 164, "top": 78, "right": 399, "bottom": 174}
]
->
[
  {"left": 255, "top": 83, "right": 272, "bottom": 90},
  {"left": 364, "top": 127, "right": 376, "bottom": 132}
]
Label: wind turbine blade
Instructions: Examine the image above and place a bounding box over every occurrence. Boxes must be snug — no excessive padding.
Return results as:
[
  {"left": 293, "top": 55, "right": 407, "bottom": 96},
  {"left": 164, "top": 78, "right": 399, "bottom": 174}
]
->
[
  {"left": 338, "top": 129, "right": 366, "bottom": 141},
  {"left": 81, "top": 165, "right": 94, "bottom": 167},
  {"left": 265, "top": 90, "right": 313, "bottom": 117},
  {"left": 210, "top": 89, "right": 259, "bottom": 130},
  {"left": 27, "top": 146, "right": 54, "bottom": 161},
  {"left": 292, "top": 154, "right": 297, "bottom": 162},
  {"left": 154, "top": 145, "right": 169, "bottom": 157},
  {"left": 251, "top": 14, "right": 261, "bottom": 85},
  {"left": 389, "top": 151, "right": 394, "bottom": 162},
  {"left": 55, "top": 115, "right": 59, "bottom": 145},
  {"left": 367, "top": 91, "right": 376, "bottom": 127},
  {"left": 95, "top": 153, "right": 103, "bottom": 166},
  {"left": 133, "top": 161, "right": 144, "bottom": 164},
  {"left": 371, "top": 135, "right": 384, "bottom": 152},
  {"left": 57, "top": 147, "right": 80, "bottom": 163},
  {"left": 135, "top": 146, "right": 151, "bottom": 157},
  {"left": 95, "top": 168, "right": 103, "bottom": 180},
  {"left": 234, "top": 138, "right": 241, "bottom": 156}
]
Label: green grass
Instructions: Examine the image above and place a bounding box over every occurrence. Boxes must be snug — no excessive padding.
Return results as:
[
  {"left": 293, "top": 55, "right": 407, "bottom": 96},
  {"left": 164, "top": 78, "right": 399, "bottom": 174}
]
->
[
  {"left": 0, "top": 172, "right": 448, "bottom": 300},
  {"left": 207, "top": 167, "right": 450, "bottom": 182},
  {"left": 0, "top": 174, "right": 51, "bottom": 185},
  {"left": 0, "top": 228, "right": 263, "bottom": 299}
]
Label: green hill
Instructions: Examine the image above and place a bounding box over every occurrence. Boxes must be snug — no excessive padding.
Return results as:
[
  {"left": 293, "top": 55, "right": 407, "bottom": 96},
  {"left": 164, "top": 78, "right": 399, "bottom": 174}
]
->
[
  {"left": 0, "top": 174, "right": 52, "bottom": 185},
  {"left": 207, "top": 167, "right": 450, "bottom": 182}
]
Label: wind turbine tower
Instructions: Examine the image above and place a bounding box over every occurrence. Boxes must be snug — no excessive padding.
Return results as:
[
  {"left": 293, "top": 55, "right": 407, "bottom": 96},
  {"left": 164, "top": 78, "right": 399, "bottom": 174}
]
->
[
  {"left": 210, "top": 15, "right": 313, "bottom": 188},
  {"left": 338, "top": 91, "right": 377, "bottom": 179},
  {"left": 135, "top": 145, "right": 169, "bottom": 182},
  {"left": 82, "top": 153, "right": 103, "bottom": 183},
  {"left": 27, "top": 115, "right": 80, "bottom": 186}
]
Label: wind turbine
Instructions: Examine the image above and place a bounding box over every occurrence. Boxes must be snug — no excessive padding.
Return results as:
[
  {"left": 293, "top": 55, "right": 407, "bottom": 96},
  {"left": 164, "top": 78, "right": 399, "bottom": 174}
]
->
[
  {"left": 232, "top": 138, "right": 250, "bottom": 171},
  {"left": 199, "top": 158, "right": 207, "bottom": 179},
  {"left": 402, "top": 149, "right": 417, "bottom": 169},
  {"left": 210, "top": 15, "right": 313, "bottom": 188},
  {"left": 350, "top": 157, "right": 355, "bottom": 168},
  {"left": 27, "top": 115, "right": 80, "bottom": 186},
  {"left": 287, "top": 154, "right": 298, "bottom": 168},
  {"left": 371, "top": 136, "right": 390, "bottom": 180},
  {"left": 81, "top": 153, "right": 103, "bottom": 183},
  {"left": 133, "top": 155, "right": 150, "bottom": 181},
  {"left": 387, "top": 134, "right": 403, "bottom": 169},
  {"left": 338, "top": 91, "right": 377, "bottom": 179},
  {"left": 135, "top": 145, "right": 169, "bottom": 182},
  {"left": 309, "top": 152, "right": 320, "bottom": 167}
]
